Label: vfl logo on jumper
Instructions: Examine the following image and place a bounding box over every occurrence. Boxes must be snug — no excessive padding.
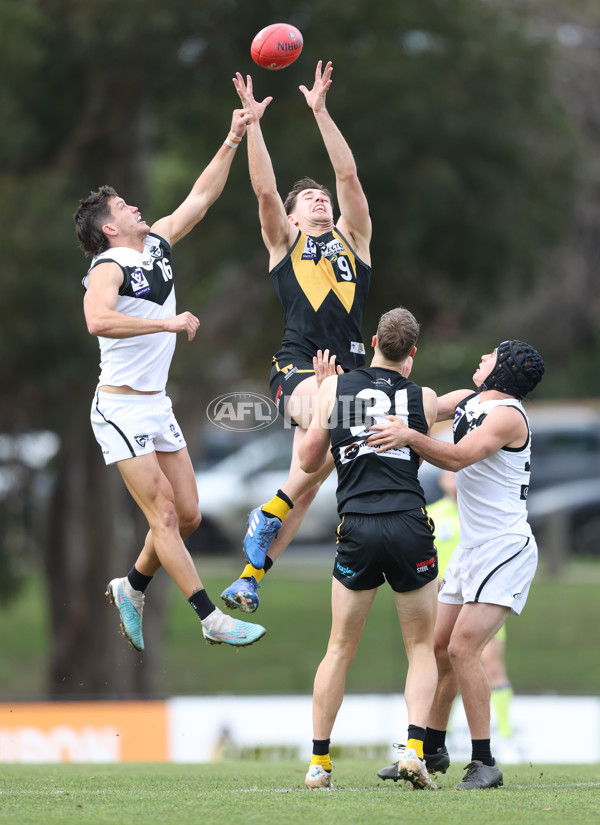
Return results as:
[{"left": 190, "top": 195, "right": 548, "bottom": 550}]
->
[
  {"left": 416, "top": 556, "right": 436, "bottom": 573},
  {"left": 131, "top": 268, "right": 151, "bottom": 296},
  {"left": 301, "top": 237, "right": 319, "bottom": 261},
  {"left": 134, "top": 434, "right": 149, "bottom": 447},
  {"left": 453, "top": 403, "right": 487, "bottom": 442},
  {"left": 336, "top": 562, "right": 355, "bottom": 577},
  {"left": 206, "top": 392, "right": 278, "bottom": 431}
]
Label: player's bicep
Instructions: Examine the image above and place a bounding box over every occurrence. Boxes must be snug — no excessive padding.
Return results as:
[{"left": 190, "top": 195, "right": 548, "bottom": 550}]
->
[
  {"left": 454, "top": 410, "right": 520, "bottom": 465},
  {"left": 83, "top": 263, "right": 123, "bottom": 333}
]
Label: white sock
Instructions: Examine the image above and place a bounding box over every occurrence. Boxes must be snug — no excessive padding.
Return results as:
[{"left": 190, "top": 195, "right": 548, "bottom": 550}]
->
[{"left": 201, "top": 608, "right": 236, "bottom": 633}]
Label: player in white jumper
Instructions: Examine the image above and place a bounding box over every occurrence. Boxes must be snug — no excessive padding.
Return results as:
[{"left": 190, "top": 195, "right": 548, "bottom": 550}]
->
[
  {"left": 369, "top": 340, "right": 544, "bottom": 790},
  {"left": 74, "top": 105, "right": 266, "bottom": 651}
]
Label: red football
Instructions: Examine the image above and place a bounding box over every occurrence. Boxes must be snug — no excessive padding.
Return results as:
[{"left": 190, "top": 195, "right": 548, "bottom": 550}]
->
[{"left": 251, "top": 23, "right": 303, "bottom": 70}]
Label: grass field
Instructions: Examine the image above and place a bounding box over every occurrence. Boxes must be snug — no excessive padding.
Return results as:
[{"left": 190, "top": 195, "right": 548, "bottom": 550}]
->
[{"left": 0, "top": 761, "right": 598, "bottom": 825}]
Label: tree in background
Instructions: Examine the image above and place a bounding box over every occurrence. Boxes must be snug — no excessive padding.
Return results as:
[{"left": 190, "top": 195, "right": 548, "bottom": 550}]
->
[{"left": 0, "top": 0, "right": 587, "bottom": 697}]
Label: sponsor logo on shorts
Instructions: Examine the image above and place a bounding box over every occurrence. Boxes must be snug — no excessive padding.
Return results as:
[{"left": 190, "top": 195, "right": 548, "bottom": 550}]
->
[
  {"left": 206, "top": 392, "right": 278, "bottom": 432},
  {"left": 336, "top": 562, "right": 355, "bottom": 577},
  {"left": 134, "top": 434, "right": 149, "bottom": 447},
  {"left": 169, "top": 423, "right": 181, "bottom": 439},
  {"left": 513, "top": 592, "right": 523, "bottom": 600},
  {"left": 416, "top": 556, "right": 436, "bottom": 573},
  {"left": 284, "top": 366, "right": 298, "bottom": 381},
  {"left": 520, "top": 484, "right": 529, "bottom": 500},
  {"left": 350, "top": 341, "right": 365, "bottom": 355}
]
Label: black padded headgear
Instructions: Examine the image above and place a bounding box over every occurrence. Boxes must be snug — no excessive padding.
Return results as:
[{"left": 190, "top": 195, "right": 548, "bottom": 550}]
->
[{"left": 480, "top": 340, "right": 545, "bottom": 399}]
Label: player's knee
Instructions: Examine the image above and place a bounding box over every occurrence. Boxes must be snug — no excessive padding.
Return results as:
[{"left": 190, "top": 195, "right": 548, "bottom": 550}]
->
[
  {"left": 434, "top": 637, "right": 451, "bottom": 665},
  {"left": 447, "top": 636, "right": 471, "bottom": 666},
  {"left": 179, "top": 507, "right": 202, "bottom": 538}
]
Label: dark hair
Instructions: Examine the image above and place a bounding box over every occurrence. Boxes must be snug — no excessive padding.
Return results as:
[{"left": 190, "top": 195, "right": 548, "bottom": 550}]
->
[
  {"left": 376, "top": 307, "right": 420, "bottom": 362},
  {"left": 283, "top": 177, "right": 333, "bottom": 215},
  {"left": 73, "top": 185, "right": 119, "bottom": 257}
]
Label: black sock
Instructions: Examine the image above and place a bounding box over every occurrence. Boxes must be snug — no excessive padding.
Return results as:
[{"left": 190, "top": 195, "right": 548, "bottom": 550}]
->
[
  {"left": 275, "top": 489, "right": 294, "bottom": 508},
  {"left": 471, "top": 738, "right": 494, "bottom": 766},
  {"left": 312, "top": 738, "right": 330, "bottom": 756},
  {"left": 423, "top": 727, "right": 446, "bottom": 754},
  {"left": 127, "top": 565, "right": 153, "bottom": 593},
  {"left": 188, "top": 588, "right": 216, "bottom": 621},
  {"left": 262, "top": 489, "right": 294, "bottom": 519},
  {"left": 407, "top": 724, "right": 426, "bottom": 743},
  {"left": 263, "top": 556, "right": 273, "bottom": 573}
]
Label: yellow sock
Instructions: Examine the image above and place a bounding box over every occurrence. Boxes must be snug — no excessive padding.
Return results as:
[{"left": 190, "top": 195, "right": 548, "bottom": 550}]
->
[
  {"left": 491, "top": 685, "right": 513, "bottom": 739},
  {"left": 406, "top": 738, "right": 424, "bottom": 759},
  {"left": 242, "top": 564, "right": 265, "bottom": 582},
  {"left": 262, "top": 494, "right": 291, "bottom": 522},
  {"left": 310, "top": 753, "right": 332, "bottom": 771}
]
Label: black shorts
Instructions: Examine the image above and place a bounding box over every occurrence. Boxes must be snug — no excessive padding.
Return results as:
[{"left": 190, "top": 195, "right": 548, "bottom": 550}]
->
[
  {"left": 333, "top": 509, "right": 438, "bottom": 592},
  {"left": 269, "top": 354, "right": 315, "bottom": 420}
]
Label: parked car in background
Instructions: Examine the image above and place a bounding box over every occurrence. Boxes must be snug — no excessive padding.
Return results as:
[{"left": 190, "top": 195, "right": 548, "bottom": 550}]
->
[{"left": 190, "top": 403, "right": 600, "bottom": 557}]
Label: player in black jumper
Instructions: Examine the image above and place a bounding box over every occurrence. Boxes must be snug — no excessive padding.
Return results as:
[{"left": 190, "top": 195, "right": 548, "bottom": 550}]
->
[{"left": 298, "top": 307, "right": 439, "bottom": 790}]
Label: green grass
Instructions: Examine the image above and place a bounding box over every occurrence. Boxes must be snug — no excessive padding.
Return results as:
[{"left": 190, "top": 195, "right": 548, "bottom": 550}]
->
[{"left": 0, "top": 761, "right": 598, "bottom": 825}]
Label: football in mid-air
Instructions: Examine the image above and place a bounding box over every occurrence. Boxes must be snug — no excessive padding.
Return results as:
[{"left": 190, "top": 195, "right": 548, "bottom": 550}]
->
[{"left": 251, "top": 23, "right": 303, "bottom": 70}]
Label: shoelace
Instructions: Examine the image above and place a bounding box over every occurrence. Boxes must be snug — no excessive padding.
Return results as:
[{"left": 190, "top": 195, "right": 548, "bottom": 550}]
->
[
  {"left": 256, "top": 522, "right": 279, "bottom": 547},
  {"left": 461, "top": 762, "right": 480, "bottom": 779}
]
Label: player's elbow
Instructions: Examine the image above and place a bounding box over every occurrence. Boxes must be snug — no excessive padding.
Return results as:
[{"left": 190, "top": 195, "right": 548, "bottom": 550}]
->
[
  {"left": 299, "top": 454, "right": 320, "bottom": 474},
  {"left": 86, "top": 317, "right": 104, "bottom": 337},
  {"left": 299, "top": 444, "right": 323, "bottom": 475}
]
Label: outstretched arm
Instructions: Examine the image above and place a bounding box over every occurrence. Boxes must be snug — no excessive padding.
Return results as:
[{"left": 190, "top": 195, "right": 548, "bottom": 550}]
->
[
  {"left": 300, "top": 61, "right": 371, "bottom": 261},
  {"left": 233, "top": 72, "right": 295, "bottom": 264},
  {"left": 152, "top": 107, "right": 253, "bottom": 246},
  {"left": 367, "top": 404, "right": 527, "bottom": 471}
]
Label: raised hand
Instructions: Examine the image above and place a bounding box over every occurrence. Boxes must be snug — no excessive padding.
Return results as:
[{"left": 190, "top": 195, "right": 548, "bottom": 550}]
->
[
  {"left": 299, "top": 60, "right": 333, "bottom": 112},
  {"left": 230, "top": 107, "right": 255, "bottom": 139},
  {"left": 232, "top": 72, "right": 273, "bottom": 121},
  {"left": 313, "top": 348, "right": 343, "bottom": 387}
]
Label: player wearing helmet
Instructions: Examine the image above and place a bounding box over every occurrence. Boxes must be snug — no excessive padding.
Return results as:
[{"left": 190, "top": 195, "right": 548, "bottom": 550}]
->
[{"left": 372, "top": 341, "right": 544, "bottom": 790}]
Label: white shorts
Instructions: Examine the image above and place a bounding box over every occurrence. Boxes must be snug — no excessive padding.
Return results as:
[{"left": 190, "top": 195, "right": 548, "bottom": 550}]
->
[
  {"left": 438, "top": 533, "right": 538, "bottom": 616},
  {"left": 90, "top": 389, "right": 186, "bottom": 465}
]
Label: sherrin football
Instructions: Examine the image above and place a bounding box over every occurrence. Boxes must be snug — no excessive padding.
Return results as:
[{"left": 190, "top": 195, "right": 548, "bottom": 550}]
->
[{"left": 251, "top": 23, "right": 303, "bottom": 70}]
